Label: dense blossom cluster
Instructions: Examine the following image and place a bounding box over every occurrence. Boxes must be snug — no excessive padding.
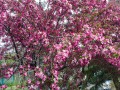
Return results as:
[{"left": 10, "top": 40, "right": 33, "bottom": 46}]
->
[{"left": 0, "top": 0, "right": 120, "bottom": 89}]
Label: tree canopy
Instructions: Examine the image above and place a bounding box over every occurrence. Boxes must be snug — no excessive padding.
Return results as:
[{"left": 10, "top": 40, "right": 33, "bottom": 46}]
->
[{"left": 0, "top": 0, "right": 120, "bottom": 90}]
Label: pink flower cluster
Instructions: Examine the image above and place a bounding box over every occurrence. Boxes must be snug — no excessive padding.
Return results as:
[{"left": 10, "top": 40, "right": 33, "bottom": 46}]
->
[
  {"left": 35, "top": 67, "right": 46, "bottom": 83},
  {"left": 5, "top": 68, "right": 13, "bottom": 78}
]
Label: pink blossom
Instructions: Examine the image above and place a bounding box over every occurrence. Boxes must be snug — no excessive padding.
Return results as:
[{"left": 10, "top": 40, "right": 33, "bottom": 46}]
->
[
  {"left": 42, "top": 38, "right": 49, "bottom": 47},
  {"left": 23, "top": 72, "right": 27, "bottom": 76},
  {"left": 1, "top": 63, "right": 6, "bottom": 67},
  {"left": 19, "top": 65, "right": 24, "bottom": 69},
  {"left": 1, "top": 85, "right": 7, "bottom": 89},
  {"left": 25, "top": 56, "right": 32, "bottom": 61},
  {"left": 36, "top": 81, "right": 40, "bottom": 85},
  {"left": 51, "top": 83, "right": 60, "bottom": 90},
  {"left": 35, "top": 72, "right": 46, "bottom": 82},
  {"left": 54, "top": 43, "right": 62, "bottom": 50},
  {"left": 109, "top": 46, "right": 116, "bottom": 53},
  {"left": 8, "top": 68, "right": 13, "bottom": 72},
  {"left": 27, "top": 79, "right": 31, "bottom": 84}
]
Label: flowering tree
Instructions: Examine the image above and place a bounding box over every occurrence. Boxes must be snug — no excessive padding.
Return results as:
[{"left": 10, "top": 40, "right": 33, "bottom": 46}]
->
[{"left": 0, "top": 0, "right": 120, "bottom": 89}]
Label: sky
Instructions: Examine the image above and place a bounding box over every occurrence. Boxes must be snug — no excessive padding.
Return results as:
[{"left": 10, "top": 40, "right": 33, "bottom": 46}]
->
[{"left": 35, "top": 0, "right": 46, "bottom": 3}]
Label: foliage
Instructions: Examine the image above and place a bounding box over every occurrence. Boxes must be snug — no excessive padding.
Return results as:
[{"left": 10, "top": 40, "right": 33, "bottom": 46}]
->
[{"left": 81, "top": 65, "right": 112, "bottom": 90}]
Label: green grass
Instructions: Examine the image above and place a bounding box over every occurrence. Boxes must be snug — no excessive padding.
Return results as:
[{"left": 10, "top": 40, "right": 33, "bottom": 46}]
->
[{"left": 5, "top": 86, "right": 28, "bottom": 90}]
